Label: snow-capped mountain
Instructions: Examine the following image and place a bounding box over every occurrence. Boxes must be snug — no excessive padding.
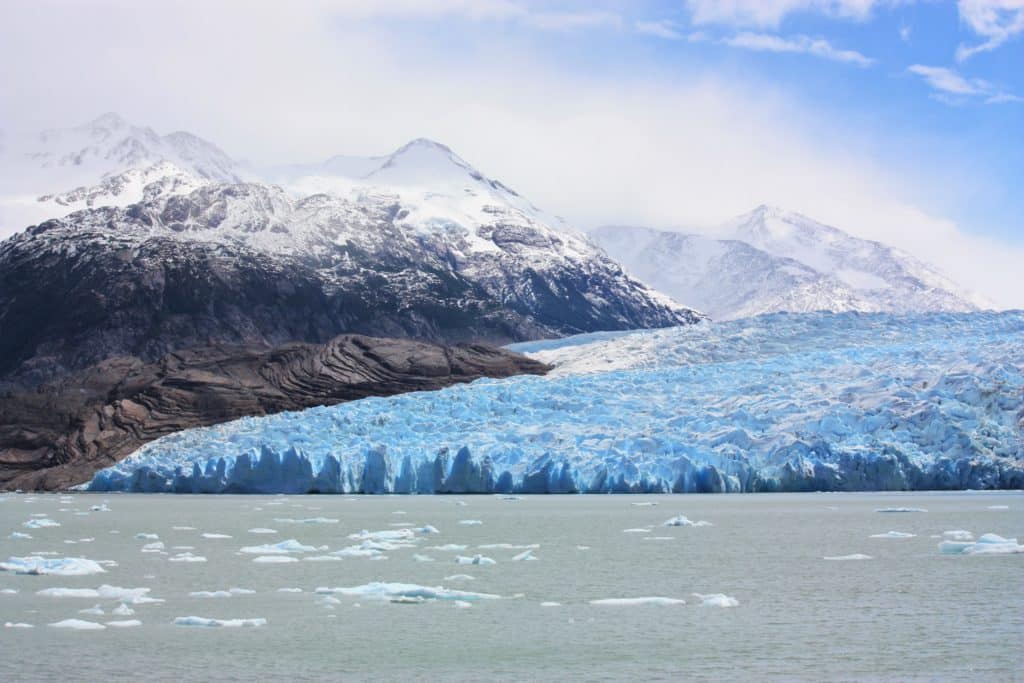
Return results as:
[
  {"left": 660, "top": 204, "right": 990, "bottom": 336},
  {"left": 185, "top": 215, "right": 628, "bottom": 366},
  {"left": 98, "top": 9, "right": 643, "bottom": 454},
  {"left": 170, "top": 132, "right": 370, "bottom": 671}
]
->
[
  {"left": 0, "top": 113, "right": 240, "bottom": 236},
  {"left": 591, "top": 206, "right": 989, "bottom": 320},
  {"left": 0, "top": 116, "right": 699, "bottom": 386}
]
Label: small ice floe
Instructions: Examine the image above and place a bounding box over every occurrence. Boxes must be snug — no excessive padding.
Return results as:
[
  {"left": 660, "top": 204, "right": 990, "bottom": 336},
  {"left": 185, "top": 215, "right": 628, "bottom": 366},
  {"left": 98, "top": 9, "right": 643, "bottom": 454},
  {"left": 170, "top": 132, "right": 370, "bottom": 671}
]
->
[
  {"left": 590, "top": 597, "right": 686, "bottom": 606},
  {"left": 453, "top": 600, "right": 472, "bottom": 609},
  {"left": 502, "top": 496, "right": 522, "bottom": 501},
  {"left": 9, "top": 532, "right": 31, "bottom": 540},
  {"left": 643, "top": 536, "right": 674, "bottom": 542},
  {"left": 458, "top": 520, "right": 482, "bottom": 526},
  {"left": 943, "top": 530, "right": 974, "bottom": 541},
  {"left": 939, "top": 533, "right": 1023, "bottom": 555},
  {"left": 1, "top": 588, "right": 18, "bottom": 594},
  {"left": 168, "top": 552, "right": 207, "bottom": 563},
  {"left": 454, "top": 501, "right": 468, "bottom": 507},
  {"left": 428, "top": 544, "right": 467, "bottom": 552},
  {"left": 315, "top": 582, "right": 499, "bottom": 602},
  {"left": 317, "top": 596, "right": 341, "bottom": 607},
  {"left": 240, "top": 540, "right": 323, "bottom": 555},
  {"left": 305, "top": 555, "right": 343, "bottom": 562},
  {"left": 106, "top": 620, "right": 142, "bottom": 628},
  {"left": 50, "top": 619, "right": 105, "bottom": 630},
  {"left": 189, "top": 588, "right": 255, "bottom": 598},
  {"left": 37, "top": 585, "right": 163, "bottom": 604},
  {"left": 631, "top": 502, "right": 658, "bottom": 507},
  {"left": 347, "top": 529, "right": 415, "bottom": 543},
  {"left": 987, "top": 505, "right": 1009, "bottom": 510},
  {"left": 693, "top": 593, "right": 739, "bottom": 607},
  {"left": 172, "top": 546, "right": 195, "bottom": 551},
  {"left": 90, "top": 504, "right": 111, "bottom": 512},
  {"left": 22, "top": 518, "right": 60, "bottom": 529},
  {"left": 112, "top": 604, "right": 134, "bottom": 616},
  {"left": 540, "top": 602, "right": 561, "bottom": 607},
  {"left": 141, "top": 542, "right": 166, "bottom": 553},
  {"left": 512, "top": 549, "right": 538, "bottom": 562},
  {"left": 1, "top": 556, "right": 106, "bottom": 576},
  {"left": 416, "top": 525, "right": 440, "bottom": 535},
  {"left": 663, "top": 515, "right": 712, "bottom": 527},
  {"left": 172, "top": 526, "right": 196, "bottom": 531},
  {"left": 444, "top": 574, "right": 474, "bottom": 581},
  {"left": 273, "top": 517, "right": 338, "bottom": 525},
  {"left": 823, "top": 554, "right": 873, "bottom": 561},
  {"left": 4, "top": 622, "right": 33, "bottom": 628},
  {"left": 277, "top": 587, "right": 303, "bottom": 593},
  {"left": 201, "top": 533, "right": 232, "bottom": 539},
  {"left": 576, "top": 545, "right": 590, "bottom": 551},
  {"left": 869, "top": 531, "right": 916, "bottom": 539},
  {"left": 392, "top": 510, "right": 407, "bottom": 515},
  {"left": 174, "top": 616, "right": 267, "bottom": 628},
  {"left": 252, "top": 556, "right": 299, "bottom": 564},
  {"left": 413, "top": 554, "right": 435, "bottom": 563},
  {"left": 478, "top": 544, "right": 539, "bottom": 550},
  {"left": 623, "top": 528, "right": 651, "bottom": 534},
  {"left": 455, "top": 554, "right": 496, "bottom": 566},
  {"left": 329, "top": 544, "right": 383, "bottom": 559},
  {"left": 79, "top": 604, "right": 105, "bottom": 616},
  {"left": 135, "top": 533, "right": 159, "bottom": 540},
  {"left": 248, "top": 528, "right": 278, "bottom": 535},
  {"left": 875, "top": 507, "right": 927, "bottom": 513}
]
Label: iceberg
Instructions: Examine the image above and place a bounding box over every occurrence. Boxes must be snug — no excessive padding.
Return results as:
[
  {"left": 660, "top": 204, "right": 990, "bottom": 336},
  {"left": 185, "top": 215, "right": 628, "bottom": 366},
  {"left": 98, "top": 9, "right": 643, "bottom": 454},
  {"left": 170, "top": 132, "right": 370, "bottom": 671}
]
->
[
  {"left": 590, "top": 597, "right": 686, "bottom": 606},
  {"left": 1, "top": 557, "right": 106, "bottom": 576},
  {"left": 85, "top": 312, "right": 1024, "bottom": 494},
  {"left": 938, "top": 533, "right": 1023, "bottom": 555},
  {"left": 173, "top": 616, "right": 267, "bottom": 628},
  {"left": 693, "top": 593, "right": 739, "bottom": 607},
  {"left": 314, "top": 582, "right": 499, "bottom": 602}
]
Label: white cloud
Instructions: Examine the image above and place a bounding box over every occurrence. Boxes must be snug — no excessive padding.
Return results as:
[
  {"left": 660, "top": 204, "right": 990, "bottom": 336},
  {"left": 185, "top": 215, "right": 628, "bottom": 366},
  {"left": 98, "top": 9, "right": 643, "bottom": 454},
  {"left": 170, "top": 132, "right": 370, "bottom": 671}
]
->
[
  {"left": 635, "top": 20, "right": 684, "bottom": 40},
  {"left": 899, "top": 24, "right": 912, "bottom": 41},
  {"left": 685, "top": 0, "right": 887, "bottom": 28},
  {"left": 956, "top": 0, "right": 1024, "bottom": 61},
  {"left": 907, "top": 64, "right": 1021, "bottom": 103},
  {"left": 724, "top": 32, "right": 875, "bottom": 65}
]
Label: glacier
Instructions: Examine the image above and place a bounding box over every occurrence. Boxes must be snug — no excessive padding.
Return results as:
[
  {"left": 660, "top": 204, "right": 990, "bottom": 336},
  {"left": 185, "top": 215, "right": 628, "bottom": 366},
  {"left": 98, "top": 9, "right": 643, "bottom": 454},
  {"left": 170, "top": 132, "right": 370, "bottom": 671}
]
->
[{"left": 86, "top": 311, "right": 1024, "bottom": 494}]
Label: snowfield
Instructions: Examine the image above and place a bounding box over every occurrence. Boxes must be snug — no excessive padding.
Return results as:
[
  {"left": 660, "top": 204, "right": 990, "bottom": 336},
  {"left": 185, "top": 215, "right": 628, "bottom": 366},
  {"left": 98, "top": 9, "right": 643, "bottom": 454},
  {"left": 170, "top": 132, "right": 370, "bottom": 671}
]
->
[{"left": 87, "top": 311, "right": 1024, "bottom": 494}]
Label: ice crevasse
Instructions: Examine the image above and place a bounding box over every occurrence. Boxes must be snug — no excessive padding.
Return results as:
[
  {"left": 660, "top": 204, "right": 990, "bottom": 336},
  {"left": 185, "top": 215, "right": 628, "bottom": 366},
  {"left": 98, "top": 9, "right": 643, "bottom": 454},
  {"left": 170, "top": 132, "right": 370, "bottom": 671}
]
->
[{"left": 86, "top": 311, "right": 1024, "bottom": 494}]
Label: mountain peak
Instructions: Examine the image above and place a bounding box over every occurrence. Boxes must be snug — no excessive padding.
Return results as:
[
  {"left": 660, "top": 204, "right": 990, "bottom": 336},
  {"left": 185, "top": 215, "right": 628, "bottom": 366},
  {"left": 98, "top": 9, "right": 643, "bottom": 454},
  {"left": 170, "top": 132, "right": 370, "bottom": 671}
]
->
[{"left": 81, "top": 112, "right": 131, "bottom": 133}]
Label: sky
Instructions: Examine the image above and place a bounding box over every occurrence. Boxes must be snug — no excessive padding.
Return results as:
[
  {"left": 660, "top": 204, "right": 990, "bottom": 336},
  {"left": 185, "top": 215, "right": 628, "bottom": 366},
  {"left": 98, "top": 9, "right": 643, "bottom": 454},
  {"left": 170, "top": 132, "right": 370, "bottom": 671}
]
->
[{"left": 1, "top": 0, "right": 1022, "bottom": 307}]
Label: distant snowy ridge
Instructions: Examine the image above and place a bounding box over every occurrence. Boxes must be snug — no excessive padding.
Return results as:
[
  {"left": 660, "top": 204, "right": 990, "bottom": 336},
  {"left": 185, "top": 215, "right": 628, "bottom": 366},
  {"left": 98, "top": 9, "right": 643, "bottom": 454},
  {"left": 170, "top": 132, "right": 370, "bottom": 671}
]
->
[
  {"left": 87, "top": 311, "right": 1024, "bottom": 494},
  {"left": 591, "top": 206, "right": 989, "bottom": 320}
]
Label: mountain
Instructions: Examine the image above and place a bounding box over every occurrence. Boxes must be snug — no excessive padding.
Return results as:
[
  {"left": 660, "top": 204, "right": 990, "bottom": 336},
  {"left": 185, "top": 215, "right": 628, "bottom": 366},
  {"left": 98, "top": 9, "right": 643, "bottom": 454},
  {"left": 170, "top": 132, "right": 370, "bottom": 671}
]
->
[
  {"left": 0, "top": 113, "right": 240, "bottom": 237},
  {"left": 86, "top": 311, "right": 1024, "bottom": 494},
  {"left": 0, "top": 117, "right": 700, "bottom": 387},
  {"left": 591, "top": 206, "right": 989, "bottom": 320},
  {"left": 0, "top": 335, "right": 548, "bottom": 491}
]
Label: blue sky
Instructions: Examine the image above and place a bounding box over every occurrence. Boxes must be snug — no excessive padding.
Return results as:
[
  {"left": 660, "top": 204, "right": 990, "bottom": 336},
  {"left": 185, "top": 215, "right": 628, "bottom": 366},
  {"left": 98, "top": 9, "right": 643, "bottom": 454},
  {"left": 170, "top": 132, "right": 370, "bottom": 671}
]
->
[{"left": 1, "top": 0, "right": 1022, "bottom": 303}]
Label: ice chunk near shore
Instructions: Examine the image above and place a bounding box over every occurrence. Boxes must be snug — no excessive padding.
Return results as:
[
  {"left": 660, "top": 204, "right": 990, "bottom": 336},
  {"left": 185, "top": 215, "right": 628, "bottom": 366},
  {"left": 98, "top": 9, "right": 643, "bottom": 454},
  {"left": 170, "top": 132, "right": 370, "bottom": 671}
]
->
[
  {"left": 824, "top": 554, "right": 873, "bottom": 561},
  {"left": 444, "top": 574, "right": 474, "bottom": 581},
  {"left": 50, "top": 619, "right": 105, "bottom": 630},
  {"left": 239, "top": 540, "right": 323, "bottom": 555},
  {"left": 663, "top": 515, "right": 711, "bottom": 527},
  {"left": 9, "top": 532, "right": 31, "bottom": 540},
  {"left": 315, "top": 582, "right": 499, "bottom": 602},
  {"left": 1, "top": 557, "right": 106, "bottom": 576},
  {"left": 248, "top": 528, "right": 278, "bottom": 534},
  {"left": 693, "top": 593, "right": 739, "bottom": 607},
  {"left": 459, "top": 520, "right": 482, "bottom": 526},
  {"left": 37, "top": 585, "right": 163, "bottom": 604},
  {"left": 1, "top": 588, "right": 18, "bottom": 594},
  {"left": 590, "top": 597, "right": 686, "bottom": 606},
  {"left": 455, "top": 554, "right": 496, "bottom": 566},
  {"left": 174, "top": 616, "right": 267, "bottom": 628},
  {"left": 168, "top": 552, "right": 207, "bottom": 563},
  {"left": 23, "top": 518, "right": 59, "bottom": 529},
  {"left": 201, "top": 533, "right": 232, "bottom": 539},
  {"left": 112, "top": 604, "right": 135, "bottom": 616},
  {"left": 135, "top": 533, "right": 159, "bottom": 540},
  {"left": 413, "top": 554, "right": 435, "bottom": 563},
  {"left": 79, "top": 604, "right": 104, "bottom": 616},
  {"left": 5, "top": 622, "right": 33, "bottom": 628},
  {"left": 274, "top": 517, "right": 338, "bottom": 525},
  {"left": 939, "top": 533, "right": 1023, "bottom": 555},
  {"left": 348, "top": 529, "right": 415, "bottom": 543},
  {"left": 141, "top": 541, "right": 165, "bottom": 553},
  {"left": 869, "top": 531, "right": 916, "bottom": 539},
  {"left": 417, "top": 525, "right": 440, "bottom": 535},
  {"left": 106, "top": 620, "right": 142, "bottom": 628},
  {"left": 512, "top": 549, "right": 538, "bottom": 561},
  {"left": 540, "top": 601, "right": 561, "bottom": 607}
]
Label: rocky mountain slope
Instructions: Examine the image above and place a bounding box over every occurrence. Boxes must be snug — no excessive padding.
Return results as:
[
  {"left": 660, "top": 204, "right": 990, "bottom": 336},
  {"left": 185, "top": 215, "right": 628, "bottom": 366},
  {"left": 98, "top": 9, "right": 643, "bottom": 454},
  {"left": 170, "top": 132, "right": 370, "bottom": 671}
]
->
[
  {"left": 591, "top": 206, "right": 989, "bottom": 320},
  {"left": 0, "top": 335, "right": 548, "bottom": 491}
]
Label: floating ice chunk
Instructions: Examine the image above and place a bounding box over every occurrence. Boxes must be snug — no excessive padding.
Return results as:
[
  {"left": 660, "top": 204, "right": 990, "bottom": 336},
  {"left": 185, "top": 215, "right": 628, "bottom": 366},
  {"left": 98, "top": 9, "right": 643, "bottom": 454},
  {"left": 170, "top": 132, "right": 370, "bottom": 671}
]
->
[
  {"left": 190, "top": 591, "right": 233, "bottom": 598},
  {"left": 444, "top": 574, "right": 474, "bottom": 581},
  {"left": 106, "top": 620, "right": 142, "bottom": 628},
  {"left": 939, "top": 533, "right": 1023, "bottom": 555},
  {"left": 277, "top": 587, "right": 303, "bottom": 593},
  {"left": 201, "top": 533, "right": 232, "bottom": 539},
  {"left": 79, "top": 604, "right": 105, "bottom": 616},
  {"left": 643, "top": 536, "right": 674, "bottom": 541},
  {"left": 273, "top": 518, "right": 338, "bottom": 525},
  {"left": 429, "top": 544, "right": 468, "bottom": 552},
  {"left": 590, "top": 597, "right": 686, "bottom": 606},
  {"left": 453, "top": 600, "right": 472, "bottom": 609},
  {"left": 869, "top": 531, "right": 916, "bottom": 539},
  {"left": 663, "top": 515, "right": 712, "bottom": 527},
  {"left": 454, "top": 501, "right": 468, "bottom": 507},
  {"left": 252, "top": 556, "right": 299, "bottom": 564},
  {"left": 9, "top": 532, "right": 31, "bottom": 540},
  {"left": 1, "top": 556, "right": 106, "bottom": 576},
  {"left": 303, "top": 555, "right": 343, "bottom": 562},
  {"left": 631, "top": 502, "right": 658, "bottom": 507},
  {"left": 172, "top": 526, "right": 196, "bottom": 531},
  {"left": 512, "top": 549, "right": 538, "bottom": 561},
  {"left": 348, "top": 529, "right": 415, "bottom": 542},
  {"left": 4, "top": 622, "right": 33, "bottom": 628},
  {"left": 174, "top": 616, "right": 267, "bottom": 628},
  {"left": 329, "top": 545, "right": 382, "bottom": 559},
  {"left": 417, "top": 525, "right": 440, "bottom": 535},
  {"left": 943, "top": 530, "right": 974, "bottom": 541},
  {"left": 478, "top": 544, "right": 539, "bottom": 550},
  {"left": 239, "top": 539, "right": 323, "bottom": 555},
  {"left": 23, "top": 518, "right": 59, "bottom": 529},
  {"left": 248, "top": 528, "right": 278, "bottom": 535},
  {"left": 168, "top": 552, "right": 207, "bottom": 563},
  {"left": 315, "top": 582, "right": 499, "bottom": 602},
  {"left": 38, "top": 585, "right": 162, "bottom": 604},
  {"left": 413, "top": 554, "right": 435, "bottom": 563},
  {"left": 875, "top": 508, "right": 927, "bottom": 513},
  {"left": 90, "top": 504, "right": 111, "bottom": 512},
  {"left": 540, "top": 602, "right": 561, "bottom": 607},
  {"left": 135, "top": 533, "right": 159, "bottom": 540},
  {"left": 455, "top": 554, "right": 496, "bottom": 566},
  {"left": 112, "top": 604, "right": 135, "bottom": 616},
  {"left": 502, "top": 496, "right": 522, "bottom": 501},
  {"left": 50, "top": 619, "right": 105, "bottom": 630},
  {"left": 1, "top": 588, "right": 17, "bottom": 594},
  {"left": 623, "top": 528, "right": 650, "bottom": 534},
  {"left": 576, "top": 545, "right": 590, "bottom": 551},
  {"left": 693, "top": 593, "right": 739, "bottom": 607},
  {"left": 823, "top": 554, "right": 873, "bottom": 561},
  {"left": 459, "top": 520, "right": 483, "bottom": 526},
  {"left": 987, "top": 505, "right": 1009, "bottom": 510},
  {"left": 141, "top": 542, "right": 166, "bottom": 553}
]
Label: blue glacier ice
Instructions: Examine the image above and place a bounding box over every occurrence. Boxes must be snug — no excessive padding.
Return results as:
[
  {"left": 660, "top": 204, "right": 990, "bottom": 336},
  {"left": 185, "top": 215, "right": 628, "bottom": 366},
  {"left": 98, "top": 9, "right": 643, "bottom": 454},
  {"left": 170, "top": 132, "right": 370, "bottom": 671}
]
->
[{"left": 86, "top": 311, "right": 1024, "bottom": 494}]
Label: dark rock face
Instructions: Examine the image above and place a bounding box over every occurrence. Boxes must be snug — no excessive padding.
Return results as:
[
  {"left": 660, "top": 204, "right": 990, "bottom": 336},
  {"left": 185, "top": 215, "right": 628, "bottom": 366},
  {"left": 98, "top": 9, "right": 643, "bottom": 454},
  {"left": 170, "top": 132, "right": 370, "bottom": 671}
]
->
[{"left": 0, "top": 335, "right": 549, "bottom": 491}]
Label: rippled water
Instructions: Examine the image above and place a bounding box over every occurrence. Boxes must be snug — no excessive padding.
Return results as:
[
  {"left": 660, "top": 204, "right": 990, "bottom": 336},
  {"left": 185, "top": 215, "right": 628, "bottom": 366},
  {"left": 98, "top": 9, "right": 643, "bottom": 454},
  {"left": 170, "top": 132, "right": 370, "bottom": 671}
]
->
[{"left": 1, "top": 492, "right": 1021, "bottom": 681}]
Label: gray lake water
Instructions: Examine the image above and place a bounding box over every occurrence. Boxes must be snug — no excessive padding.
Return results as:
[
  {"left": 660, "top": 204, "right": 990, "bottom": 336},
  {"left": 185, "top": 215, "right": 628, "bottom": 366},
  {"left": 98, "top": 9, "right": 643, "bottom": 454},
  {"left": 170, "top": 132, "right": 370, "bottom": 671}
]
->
[{"left": 1, "top": 491, "right": 1021, "bottom": 682}]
